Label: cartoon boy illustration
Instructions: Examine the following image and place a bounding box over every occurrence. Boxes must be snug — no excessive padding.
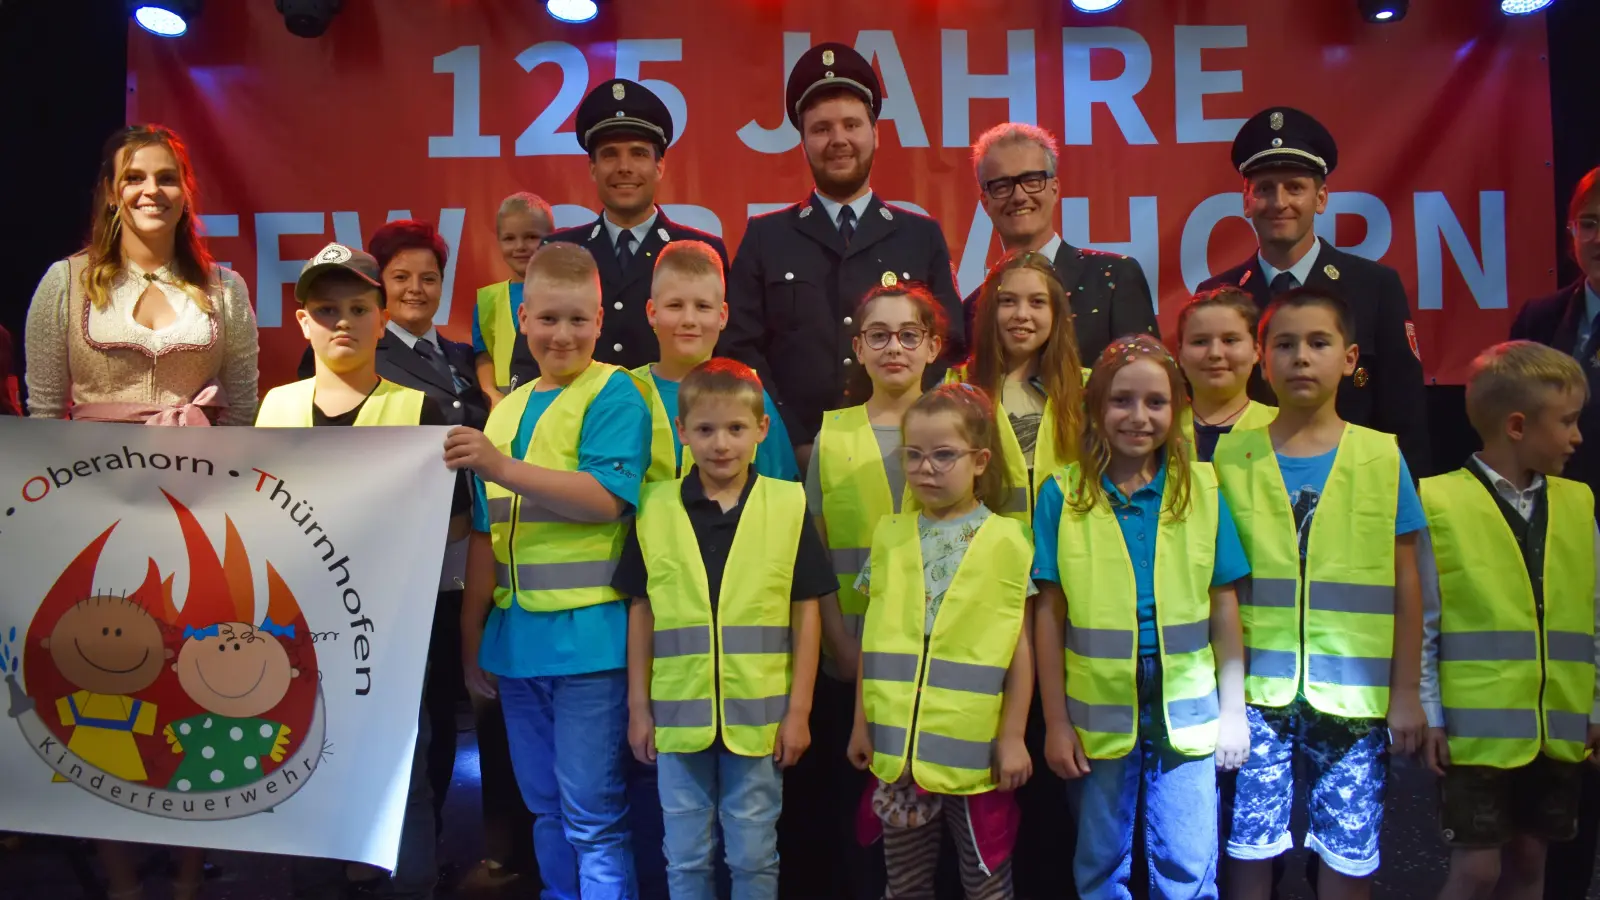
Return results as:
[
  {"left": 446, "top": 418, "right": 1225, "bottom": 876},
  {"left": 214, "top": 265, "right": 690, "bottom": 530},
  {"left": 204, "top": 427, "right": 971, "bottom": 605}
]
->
[
  {"left": 42, "top": 596, "right": 173, "bottom": 783},
  {"left": 165, "top": 618, "right": 300, "bottom": 792}
]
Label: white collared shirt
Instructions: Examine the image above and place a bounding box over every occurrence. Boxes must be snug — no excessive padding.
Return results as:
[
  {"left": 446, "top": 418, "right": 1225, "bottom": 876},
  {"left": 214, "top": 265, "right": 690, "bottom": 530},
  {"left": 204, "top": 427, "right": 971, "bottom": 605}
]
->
[
  {"left": 386, "top": 320, "right": 440, "bottom": 353},
  {"left": 1037, "top": 233, "right": 1064, "bottom": 263},
  {"left": 1576, "top": 282, "right": 1600, "bottom": 354},
  {"left": 814, "top": 190, "right": 875, "bottom": 232},
  {"left": 1257, "top": 238, "right": 1322, "bottom": 290},
  {"left": 601, "top": 208, "right": 660, "bottom": 252}
]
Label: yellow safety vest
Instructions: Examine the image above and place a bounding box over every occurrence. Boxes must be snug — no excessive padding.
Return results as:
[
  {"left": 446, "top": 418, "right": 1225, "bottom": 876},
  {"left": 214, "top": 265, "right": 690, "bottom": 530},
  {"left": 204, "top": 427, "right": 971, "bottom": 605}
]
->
[
  {"left": 256, "top": 378, "right": 424, "bottom": 427},
  {"left": 1423, "top": 469, "right": 1596, "bottom": 766},
  {"left": 482, "top": 362, "right": 630, "bottom": 613},
  {"left": 816, "top": 405, "right": 915, "bottom": 639},
  {"left": 1054, "top": 462, "right": 1222, "bottom": 758},
  {"left": 1178, "top": 401, "right": 1278, "bottom": 454},
  {"left": 633, "top": 364, "right": 697, "bottom": 483},
  {"left": 638, "top": 476, "right": 803, "bottom": 756},
  {"left": 946, "top": 365, "right": 1090, "bottom": 526},
  {"left": 861, "top": 513, "right": 1031, "bottom": 793},
  {"left": 475, "top": 281, "right": 516, "bottom": 393},
  {"left": 1214, "top": 424, "right": 1399, "bottom": 718}
]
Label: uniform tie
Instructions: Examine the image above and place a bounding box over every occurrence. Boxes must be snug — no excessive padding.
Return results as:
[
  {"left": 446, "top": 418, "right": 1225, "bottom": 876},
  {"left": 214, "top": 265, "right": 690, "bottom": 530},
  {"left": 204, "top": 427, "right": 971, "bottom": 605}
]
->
[
  {"left": 616, "top": 229, "right": 636, "bottom": 269},
  {"left": 412, "top": 336, "right": 453, "bottom": 385},
  {"left": 1270, "top": 271, "right": 1299, "bottom": 296},
  {"left": 837, "top": 204, "right": 857, "bottom": 247}
]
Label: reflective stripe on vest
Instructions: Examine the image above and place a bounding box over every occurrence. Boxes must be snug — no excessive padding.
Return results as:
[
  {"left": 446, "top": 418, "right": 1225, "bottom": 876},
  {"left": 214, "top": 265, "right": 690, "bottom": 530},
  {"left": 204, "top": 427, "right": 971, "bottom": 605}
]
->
[
  {"left": 638, "top": 476, "right": 804, "bottom": 756},
  {"left": 482, "top": 363, "right": 629, "bottom": 613},
  {"left": 1055, "top": 461, "right": 1222, "bottom": 758},
  {"left": 817, "top": 405, "right": 913, "bottom": 634},
  {"left": 476, "top": 281, "right": 516, "bottom": 392},
  {"left": 861, "top": 513, "right": 1031, "bottom": 794},
  {"left": 1178, "top": 401, "right": 1277, "bottom": 455},
  {"left": 1214, "top": 424, "right": 1399, "bottom": 718},
  {"left": 255, "top": 378, "right": 425, "bottom": 427},
  {"left": 632, "top": 364, "right": 696, "bottom": 484},
  {"left": 1423, "top": 469, "right": 1596, "bottom": 766}
]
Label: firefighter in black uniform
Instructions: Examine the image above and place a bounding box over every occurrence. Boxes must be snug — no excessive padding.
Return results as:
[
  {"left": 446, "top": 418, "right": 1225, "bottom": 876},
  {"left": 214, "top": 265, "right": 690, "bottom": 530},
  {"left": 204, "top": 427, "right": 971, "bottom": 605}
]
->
[
  {"left": 542, "top": 78, "right": 728, "bottom": 372},
  {"left": 1199, "top": 106, "right": 1431, "bottom": 475},
  {"left": 720, "top": 42, "right": 964, "bottom": 466}
]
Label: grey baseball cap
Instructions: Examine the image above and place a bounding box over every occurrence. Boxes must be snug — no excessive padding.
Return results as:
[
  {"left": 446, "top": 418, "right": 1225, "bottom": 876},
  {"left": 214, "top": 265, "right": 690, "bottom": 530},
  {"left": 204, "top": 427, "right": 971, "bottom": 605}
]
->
[{"left": 295, "top": 242, "right": 382, "bottom": 302}]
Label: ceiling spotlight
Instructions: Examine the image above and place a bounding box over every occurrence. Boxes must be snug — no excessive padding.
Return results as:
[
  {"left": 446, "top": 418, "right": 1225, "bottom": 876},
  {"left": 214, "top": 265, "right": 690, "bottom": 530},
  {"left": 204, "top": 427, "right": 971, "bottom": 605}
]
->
[
  {"left": 546, "top": 0, "right": 599, "bottom": 22},
  {"left": 275, "top": 0, "right": 344, "bottom": 38},
  {"left": 128, "top": 0, "right": 199, "bottom": 37},
  {"left": 1070, "top": 0, "right": 1124, "bottom": 10},
  {"left": 1501, "top": 0, "right": 1554, "bottom": 13},
  {"left": 1358, "top": 0, "right": 1409, "bottom": 22}
]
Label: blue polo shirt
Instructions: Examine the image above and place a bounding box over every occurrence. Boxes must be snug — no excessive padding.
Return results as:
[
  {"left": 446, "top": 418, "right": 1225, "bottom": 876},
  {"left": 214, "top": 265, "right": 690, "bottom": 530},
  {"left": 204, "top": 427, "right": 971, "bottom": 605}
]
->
[
  {"left": 469, "top": 367, "right": 650, "bottom": 678},
  {"left": 1031, "top": 462, "right": 1252, "bottom": 656},
  {"left": 471, "top": 281, "right": 524, "bottom": 355},
  {"left": 648, "top": 368, "right": 799, "bottom": 481}
]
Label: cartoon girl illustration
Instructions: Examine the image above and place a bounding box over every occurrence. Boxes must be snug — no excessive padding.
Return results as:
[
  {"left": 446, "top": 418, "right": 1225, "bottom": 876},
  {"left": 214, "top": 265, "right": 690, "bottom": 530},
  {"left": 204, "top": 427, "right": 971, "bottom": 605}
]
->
[{"left": 164, "top": 618, "right": 300, "bottom": 792}]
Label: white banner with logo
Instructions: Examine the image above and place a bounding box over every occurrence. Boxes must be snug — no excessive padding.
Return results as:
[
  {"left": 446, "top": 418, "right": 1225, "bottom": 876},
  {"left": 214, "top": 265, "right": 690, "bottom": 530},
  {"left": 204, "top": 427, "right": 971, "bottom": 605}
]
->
[{"left": 0, "top": 419, "right": 453, "bottom": 870}]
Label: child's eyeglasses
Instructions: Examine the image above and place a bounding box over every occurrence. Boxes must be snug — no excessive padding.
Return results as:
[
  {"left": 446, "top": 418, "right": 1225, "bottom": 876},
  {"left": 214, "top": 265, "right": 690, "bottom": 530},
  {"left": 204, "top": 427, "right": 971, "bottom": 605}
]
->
[
  {"left": 900, "top": 446, "right": 979, "bottom": 473},
  {"left": 861, "top": 327, "right": 929, "bottom": 351}
]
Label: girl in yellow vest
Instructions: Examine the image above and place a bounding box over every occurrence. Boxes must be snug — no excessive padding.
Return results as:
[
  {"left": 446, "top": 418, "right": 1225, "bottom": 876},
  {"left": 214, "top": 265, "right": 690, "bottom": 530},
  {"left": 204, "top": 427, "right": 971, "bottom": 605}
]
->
[
  {"left": 472, "top": 192, "right": 554, "bottom": 407},
  {"left": 1033, "top": 335, "right": 1250, "bottom": 900},
  {"left": 800, "top": 282, "right": 948, "bottom": 893},
  {"left": 958, "top": 249, "right": 1086, "bottom": 523},
  {"left": 846, "top": 383, "right": 1034, "bottom": 899},
  {"left": 1174, "top": 287, "right": 1277, "bottom": 462}
]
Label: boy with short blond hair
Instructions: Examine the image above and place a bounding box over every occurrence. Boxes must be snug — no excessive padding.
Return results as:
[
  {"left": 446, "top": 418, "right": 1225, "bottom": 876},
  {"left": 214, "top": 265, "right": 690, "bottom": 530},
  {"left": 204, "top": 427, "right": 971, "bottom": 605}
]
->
[
  {"left": 1420, "top": 340, "right": 1600, "bottom": 900},
  {"left": 638, "top": 240, "right": 796, "bottom": 481}
]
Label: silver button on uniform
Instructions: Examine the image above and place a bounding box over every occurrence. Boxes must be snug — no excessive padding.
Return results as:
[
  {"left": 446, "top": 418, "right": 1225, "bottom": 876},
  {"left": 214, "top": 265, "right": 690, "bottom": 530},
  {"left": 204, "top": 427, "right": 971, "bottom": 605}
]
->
[
  {"left": 613, "top": 302, "right": 623, "bottom": 310},
  {"left": 844, "top": 316, "right": 853, "bottom": 326},
  {"left": 613, "top": 343, "right": 623, "bottom": 352}
]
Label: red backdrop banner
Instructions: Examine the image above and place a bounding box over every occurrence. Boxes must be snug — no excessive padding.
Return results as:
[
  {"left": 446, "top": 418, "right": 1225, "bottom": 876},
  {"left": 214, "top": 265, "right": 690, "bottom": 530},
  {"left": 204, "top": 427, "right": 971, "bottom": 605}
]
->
[{"left": 126, "top": 0, "right": 1555, "bottom": 391}]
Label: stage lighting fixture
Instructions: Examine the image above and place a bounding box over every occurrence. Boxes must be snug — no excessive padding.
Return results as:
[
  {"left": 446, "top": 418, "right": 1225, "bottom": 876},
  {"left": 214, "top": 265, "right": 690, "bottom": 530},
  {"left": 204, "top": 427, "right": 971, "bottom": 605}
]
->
[
  {"left": 1501, "top": 0, "right": 1554, "bottom": 14},
  {"left": 275, "top": 0, "right": 344, "bottom": 38},
  {"left": 1069, "top": 0, "right": 1124, "bottom": 11},
  {"left": 1358, "top": 0, "right": 1409, "bottom": 22},
  {"left": 546, "top": 0, "right": 599, "bottom": 22},
  {"left": 128, "top": 0, "right": 199, "bottom": 37}
]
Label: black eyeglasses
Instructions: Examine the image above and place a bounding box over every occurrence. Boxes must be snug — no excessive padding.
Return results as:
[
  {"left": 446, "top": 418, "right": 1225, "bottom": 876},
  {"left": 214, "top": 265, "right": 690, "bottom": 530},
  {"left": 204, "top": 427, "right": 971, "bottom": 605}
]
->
[
  {"left": 900, "top": 446, "right": 980, "bottom": 473},
  {"left": 860, "top": 327, "right": 929, "bottom": 351},
  {"left": 982, "top": 171, "right": 1052, "bottom": 200}
]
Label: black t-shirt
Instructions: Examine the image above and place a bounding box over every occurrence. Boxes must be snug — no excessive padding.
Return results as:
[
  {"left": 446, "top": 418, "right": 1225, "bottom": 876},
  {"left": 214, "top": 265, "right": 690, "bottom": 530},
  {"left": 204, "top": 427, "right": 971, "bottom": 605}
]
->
[{"left": 612, "top": 467, "right": 837, "bottom": 611}]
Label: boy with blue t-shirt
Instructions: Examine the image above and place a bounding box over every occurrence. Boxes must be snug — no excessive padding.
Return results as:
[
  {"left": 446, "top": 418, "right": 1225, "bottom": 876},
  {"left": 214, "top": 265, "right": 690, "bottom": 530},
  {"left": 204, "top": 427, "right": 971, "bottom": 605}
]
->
[
  {"left": 448, "top": 242, "right": 650, "bottom": 900},
  {"left": 1213, "top": 288, "right": 1427, "bottom": 898},
  {"left": 636, "top": 240, "right": 797, "bottom": 482}
]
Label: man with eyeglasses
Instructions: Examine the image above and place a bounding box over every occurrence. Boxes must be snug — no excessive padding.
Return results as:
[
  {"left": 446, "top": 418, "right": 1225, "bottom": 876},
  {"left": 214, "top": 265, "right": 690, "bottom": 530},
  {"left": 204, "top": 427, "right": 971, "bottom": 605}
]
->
[
  {"left": 969, "top": 123, "right": 1157, "bottom": 363},
  {"left": 722, "top": 42, "right": 963, "bottom": 473}
]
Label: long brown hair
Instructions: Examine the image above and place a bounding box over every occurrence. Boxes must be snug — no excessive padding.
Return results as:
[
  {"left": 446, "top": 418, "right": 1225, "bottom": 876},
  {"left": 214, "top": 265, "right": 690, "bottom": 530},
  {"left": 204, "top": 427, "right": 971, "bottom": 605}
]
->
[
  {"left": 84, "top": 125, "right": 215, "bottom": 313},
  {"left": 1068, "top": 334, "right": 1192, "bottom": 521},
  {"left": 967, "top": 250, "right": 1084, "bottom": 462},
  {"left": 903, "top": 383, "right": 1011, "bottom": 513},
  {"left": 843, "top": 282, "right": 949, "bottom": 405}
]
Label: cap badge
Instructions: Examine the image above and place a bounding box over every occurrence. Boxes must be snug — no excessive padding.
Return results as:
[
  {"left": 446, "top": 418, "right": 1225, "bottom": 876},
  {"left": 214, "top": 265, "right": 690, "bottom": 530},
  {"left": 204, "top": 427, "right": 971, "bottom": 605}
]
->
[
  {"left": 1271, "top": 137, "right": 1284, "bottom": 148},
  {"left": 657, "top": 228, "right": 670, "bottom": 243},
  {"left": 1353, "top": 367, "right": 1369, "bottom": 388},
  {"left": 825, "top": 70, "right": 834, "bottom": 79},
  {"left": 1324, "top": 264, "right": 1341, "bottom": 281},
  {"left": 822, "top": 49, "right": 835, "bottom": 66},
  {"left": 881, "top": 271, "right": 898, "bottom": 288},
  {"left": 1270, "top": 111, "right": 1284, "bottom": 131},
  {"left": 880, "top": 207, "right": 893, "bottom": 221},
  {"left": 318, "top": 244, "right": 352, "bottom": 264},
  {"left": 613, "top": 83, "right": 626, "bottom": 101}
]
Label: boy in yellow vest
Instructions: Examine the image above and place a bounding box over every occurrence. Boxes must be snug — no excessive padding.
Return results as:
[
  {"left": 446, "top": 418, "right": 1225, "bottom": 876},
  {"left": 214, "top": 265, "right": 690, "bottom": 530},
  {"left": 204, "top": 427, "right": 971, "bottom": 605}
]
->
[
  {"left": 260, "top": 243, "right": 457, "bottom": 900},
  {"left": 445, "top": 242, "right": 652, "bottom": 900},
  {"left": 1418, "top": 341, "right": 1600, "bottom": 899},
  {"left": 473, "top": 192, "right": 554, "bottom": 406},
  {"left": 637, "top": 241, "right": 796, "bottom": 482},
  {"left": 1213, "top": 287, "right": 1428, "bottom": 898},
  {"left": 612, "top": 358, "right": 828, "bottom": 900}
]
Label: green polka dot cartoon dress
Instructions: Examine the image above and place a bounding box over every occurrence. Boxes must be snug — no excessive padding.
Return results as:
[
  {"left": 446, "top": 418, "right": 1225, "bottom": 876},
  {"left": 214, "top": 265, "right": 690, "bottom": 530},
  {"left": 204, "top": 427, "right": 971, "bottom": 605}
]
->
[{"left": 163, "top": 714, "right": 291, "bottom": 792}]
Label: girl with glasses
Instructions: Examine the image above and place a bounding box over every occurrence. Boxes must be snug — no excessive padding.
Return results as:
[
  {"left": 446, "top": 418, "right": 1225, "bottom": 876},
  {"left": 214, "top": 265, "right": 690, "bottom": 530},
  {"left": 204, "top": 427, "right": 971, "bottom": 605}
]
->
[{"left": 847, "top": 383, "right": 1035, "bottom": 899}]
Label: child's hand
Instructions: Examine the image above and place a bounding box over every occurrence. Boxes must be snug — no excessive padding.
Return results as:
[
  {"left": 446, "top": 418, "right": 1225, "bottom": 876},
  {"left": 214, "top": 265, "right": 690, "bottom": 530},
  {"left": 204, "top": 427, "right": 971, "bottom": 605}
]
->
[
  {"left": 628, "top": 708, "right": 657, "bottom": 765},
  {"left": 462, "top": 657, "right": 498, "bottom": 700},
  {"left": 1044, "top": 723, "right": 1091, "bottom": 780},
  {"left": 1386, "top": 691, "right": 1427, "bottom": 756},
  {"left": 1214, "top": 709, "right": 1251, "bottom": 772},
  {"left": 1586, "top": 725, "right": 1600, "bottom": 767},
  {"left": 993, "top": 734, "right": 1032, "bottom": 791},
  {"left": 774, "top": 710, "right": 811, "bottom": 769},
  {"left": 444, "top": 427, "right": 505, "bottom": 479},
  {"left": 846, "top": 721, "right": 874, "bottom": 771},
  {"left": 1423, "top": 727, "right": 1451, "bottom": 776}
]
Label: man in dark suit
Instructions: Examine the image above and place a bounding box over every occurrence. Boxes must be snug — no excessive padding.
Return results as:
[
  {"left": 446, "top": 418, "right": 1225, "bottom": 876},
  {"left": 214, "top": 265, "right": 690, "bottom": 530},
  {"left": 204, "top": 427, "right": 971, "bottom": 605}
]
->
[
  {"left": 720, "top": 42, "right": 963, "bottom": 466},
  {"left": 1199, "top": 107, "right": 1431, "bottom": 476},
  {"left": 1510, "top": 165, "right": 1600, "bottom": 900},
  {"left": 967, "top": 122, "right": 1157, "bottom": 362},
  {"left": 541, "top": 78, "right": 728, "bottom": 372}
]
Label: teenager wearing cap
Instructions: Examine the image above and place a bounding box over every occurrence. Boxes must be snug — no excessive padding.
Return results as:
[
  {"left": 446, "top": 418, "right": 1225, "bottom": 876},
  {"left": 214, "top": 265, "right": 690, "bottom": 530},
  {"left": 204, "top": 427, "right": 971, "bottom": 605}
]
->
[
  {"left": 542, "top": 78, "right": 728, "bottom": 373},
  {"left": 720, "top": 41, "right": 965, "bottom": 476},
  {"left": 1199, "top": 107, "right": 1430, "bottom": 476}
]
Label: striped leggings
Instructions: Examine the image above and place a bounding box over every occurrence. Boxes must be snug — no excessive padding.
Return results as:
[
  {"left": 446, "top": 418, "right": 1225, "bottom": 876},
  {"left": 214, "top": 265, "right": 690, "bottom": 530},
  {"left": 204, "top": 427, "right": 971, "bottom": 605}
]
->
[{"left": 882, "top": 794, "right": 1013, "bottom": 900}]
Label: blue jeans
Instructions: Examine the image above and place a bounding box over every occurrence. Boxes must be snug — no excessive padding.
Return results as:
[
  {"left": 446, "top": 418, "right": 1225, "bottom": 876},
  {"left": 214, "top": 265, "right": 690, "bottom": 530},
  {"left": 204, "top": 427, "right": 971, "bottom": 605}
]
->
[
  {"left": 1071, "top": 656, "right": 1218, "bottom": 900},
  {"left": 499, "top": 671, "right": 637, "bottom": 900},
  {"left": 657, "top": 748, "right": 783, "bottom": 900}
]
